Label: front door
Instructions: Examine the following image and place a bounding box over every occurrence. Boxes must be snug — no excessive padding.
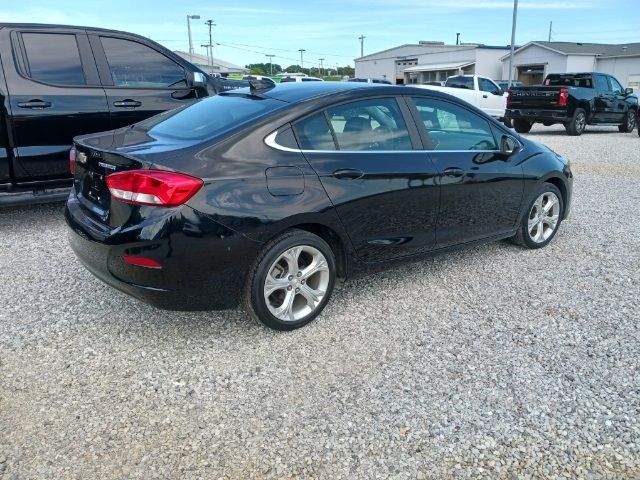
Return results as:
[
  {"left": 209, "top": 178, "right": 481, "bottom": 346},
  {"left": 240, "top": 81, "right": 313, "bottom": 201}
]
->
[
  {"left": 606, "top": 76, "right": 628, "bottom": 123},
  {"left": 3, "top": 29, "right": 109, "bottom": 181},
  {"left": 294, "top": 97, "right": 441, "bottom": 262},
  {"left": 593, "top": 74, "right": 614, "bottom": 122},
  {"left": 408, "top": 96, "right": 524, "bottom": 247},
  {"left": 89, "top": 35, "right": 194, "bottom": 129},
  {"left": 478, "top": 77, "right": 506, "bottom": 118}
]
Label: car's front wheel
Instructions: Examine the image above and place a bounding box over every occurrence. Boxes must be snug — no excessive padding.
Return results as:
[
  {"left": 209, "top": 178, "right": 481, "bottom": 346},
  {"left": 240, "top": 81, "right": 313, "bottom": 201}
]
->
[
  {"left": 618, "top": 109, "right": 636, "bottom": 133},
  {"left": 511, "top": 183, "right": 564, "bottom": 249},
  {"left": 244, "top": 230, "right": 336, "bottom": 330}
]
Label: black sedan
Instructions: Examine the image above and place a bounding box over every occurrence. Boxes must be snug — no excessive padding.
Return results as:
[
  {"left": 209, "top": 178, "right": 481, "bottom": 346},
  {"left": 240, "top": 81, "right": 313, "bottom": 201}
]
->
[{"left": 65, "top": 81, "right": 573, "bottom": 330}]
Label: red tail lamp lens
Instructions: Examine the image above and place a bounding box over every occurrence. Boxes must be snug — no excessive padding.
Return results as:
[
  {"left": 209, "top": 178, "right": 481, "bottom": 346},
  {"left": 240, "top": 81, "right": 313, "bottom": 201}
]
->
[
  {"left": 106, "top": 170, "right": 203, "bottom": 207},
  {"left": 122, "top": 255, "right": 162, "bottom": 269},
  {"left": 559, "top": 87, "right": 569, "bottom": 106},
  {"left": 69, "top": 147, "right": 77, "bottom": 175}
]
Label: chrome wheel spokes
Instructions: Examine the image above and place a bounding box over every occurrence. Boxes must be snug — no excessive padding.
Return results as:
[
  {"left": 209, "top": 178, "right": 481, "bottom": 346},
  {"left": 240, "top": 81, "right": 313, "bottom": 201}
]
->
[
  {"left": 264, "top": 245, "right": 330, "bottom": 322},
  {"left": 528, "top": 192, "right": 560, "bottom": 243}
]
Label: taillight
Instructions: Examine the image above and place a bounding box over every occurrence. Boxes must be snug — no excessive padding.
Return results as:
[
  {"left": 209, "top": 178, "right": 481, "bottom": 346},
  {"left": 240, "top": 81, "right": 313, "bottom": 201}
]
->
[
  {"left": 558, "top": 87, "right": 569, "bottom": 106},
  {"left": 506, "top": 89, "right": 512, "bottom": 107},
  {"left": 69, "top": 147, "right": 77, "bottom": 175},
  {"left": 106, "top": 170, "right": 203, "bottom": 207},
  {"left": 122, "top": 255, "right": 162, "bottom": 269}
]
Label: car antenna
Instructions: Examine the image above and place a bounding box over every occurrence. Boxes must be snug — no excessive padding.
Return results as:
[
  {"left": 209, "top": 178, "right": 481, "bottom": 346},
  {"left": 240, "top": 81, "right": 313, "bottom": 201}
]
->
[{"left": 249, "top": 78, "right": 276, "bottom": 92}]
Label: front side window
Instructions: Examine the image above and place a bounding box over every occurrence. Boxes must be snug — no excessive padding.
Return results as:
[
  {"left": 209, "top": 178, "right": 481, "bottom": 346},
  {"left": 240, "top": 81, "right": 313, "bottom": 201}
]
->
[
  {"left": 325, "top": 98, "right": 412, "bottom": 151},
  {"left": 608, "top": 76, "right": 623, "bottom": 95},
  {"left": 412, "top": 97, "right": 497, "bottom": 151},
  {"left": 100, "top": 37, "right": 186, "bottom": 88},
  {"left": 479, "top": 78, "right": 500, "bottom": 94},
  {"left": 22, "top": 33, "right": 85, "bottom": 85}
]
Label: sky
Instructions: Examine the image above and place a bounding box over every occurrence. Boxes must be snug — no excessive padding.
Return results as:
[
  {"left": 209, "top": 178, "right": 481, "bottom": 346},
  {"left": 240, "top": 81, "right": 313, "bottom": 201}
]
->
[{"left": 2, "top": 0, "right": 640, "bottom": 69}]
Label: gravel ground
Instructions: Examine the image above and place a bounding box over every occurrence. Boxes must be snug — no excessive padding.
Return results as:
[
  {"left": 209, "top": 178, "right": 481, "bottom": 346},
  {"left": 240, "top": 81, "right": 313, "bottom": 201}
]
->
[{"left": 1, "top": 124, "right": 639, "bottom": 479}]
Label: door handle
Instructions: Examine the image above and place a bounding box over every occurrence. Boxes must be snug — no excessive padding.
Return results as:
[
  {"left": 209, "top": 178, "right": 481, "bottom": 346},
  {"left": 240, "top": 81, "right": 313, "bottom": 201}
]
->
[
  {"left": 443, "top": 167, "right": 464, "bottom": 177},
  {"left": 482, "top": 94, "right": 488, "bottom": 98},
  {"left": 113, "top": 99, "right": 142, "bottom": 108},
  {"left": 333, "top": 168, "right": 364, "bottom": 180},
  {"left": 17, "top": 100, "right": 52, "bottom": 109}
]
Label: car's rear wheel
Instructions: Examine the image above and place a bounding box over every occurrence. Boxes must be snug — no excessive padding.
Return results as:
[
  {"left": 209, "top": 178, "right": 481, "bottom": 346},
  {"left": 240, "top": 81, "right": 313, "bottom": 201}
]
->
[
  {"left": 513, "top": 118, "right": 533, "bottom": 133},
  {"left": 565, "top": 108, "right": 586, "bottom": 136},
  {"left": 511, "top": 183, "right": 563, "bottom": 249},
  {"left": 244, "top": 230, "right": 336, "bottom": 330},
  {"left": 618, "top": 110, "right": 636, "bottom": 133}
]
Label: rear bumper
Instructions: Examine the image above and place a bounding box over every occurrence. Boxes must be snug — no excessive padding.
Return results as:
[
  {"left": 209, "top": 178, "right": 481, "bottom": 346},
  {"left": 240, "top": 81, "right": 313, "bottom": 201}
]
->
[
  {"left": 507, "top": 109, "right": 570, "bottom": 123},
  {"left": 65, "top": 193, "right": 261, "bottom": 311}
]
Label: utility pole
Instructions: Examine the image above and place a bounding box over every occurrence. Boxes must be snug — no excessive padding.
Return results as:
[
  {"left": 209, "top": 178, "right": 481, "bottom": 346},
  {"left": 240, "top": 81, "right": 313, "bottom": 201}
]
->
[
  {"left": 548, "top": 21, "right": 553, "bottom": 42},
  {"left": 299, "top": 49, "right": 305, "bottom": 70},
  {"left": 201, "top": 44, "right": 212, "bottom": 74},
  {"left": 456, "top": 33, "right": 460, "bottom": 45},
  {"left": 319, "top": 58, "right": 325, "bottom": 76},
  {"left": 507, "top": 0, "right": 518, "bottom": 89},
  {"left": 187, "top": 14, "right": 200, "bottom": 62},
  {"left": 204, "top": 19, "right": 215, "bottom": 75},
  {"left": 358, "top": 35, "right": 365, "bottom": 57},
  {"left": 265, "top": 54, "right": 275, "bottom": 75}
]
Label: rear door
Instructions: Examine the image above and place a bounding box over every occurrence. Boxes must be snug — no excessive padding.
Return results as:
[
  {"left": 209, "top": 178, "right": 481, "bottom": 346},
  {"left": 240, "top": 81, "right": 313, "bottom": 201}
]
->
[
  {"left": 89, "top": 34, "right": 194, "bottom": 129},
  {"left": 408, "top": 95, "right": 523, "bottom": 247},
  {"left": 3, "top": 28, "right": 109, "bottom": 181},
  {"left": 293, "top": 96, "right": 441, "bottom": 262}
]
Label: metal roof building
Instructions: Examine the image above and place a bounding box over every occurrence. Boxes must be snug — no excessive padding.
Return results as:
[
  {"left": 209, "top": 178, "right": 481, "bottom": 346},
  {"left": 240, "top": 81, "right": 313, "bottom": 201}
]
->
[{"left": 173, "top": 51, "right": 248, "bottom": 76}]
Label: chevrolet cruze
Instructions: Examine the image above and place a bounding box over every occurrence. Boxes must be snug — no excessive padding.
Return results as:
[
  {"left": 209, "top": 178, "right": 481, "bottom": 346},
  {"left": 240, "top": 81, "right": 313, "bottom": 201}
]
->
[{"left": 65, "top": 81, "right": 573, "bottom": 330}]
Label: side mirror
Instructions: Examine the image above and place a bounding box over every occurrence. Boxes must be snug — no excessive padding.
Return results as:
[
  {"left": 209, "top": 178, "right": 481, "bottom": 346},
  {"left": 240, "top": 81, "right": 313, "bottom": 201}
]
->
[
  {"left": 625, "top": 87, "right": 634, "bottom": 95},
  {"left": 191, "top": 71, "right": 207, "bottom": 88},
  {"left": 500, "top": 135, "right": 521, "bottom": 156}
]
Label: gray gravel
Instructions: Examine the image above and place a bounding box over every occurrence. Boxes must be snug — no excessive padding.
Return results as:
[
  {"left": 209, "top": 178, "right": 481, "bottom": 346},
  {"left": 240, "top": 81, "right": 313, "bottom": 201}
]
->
[{"left": 1, "top": 124, "right": 639, "bottom": 479}]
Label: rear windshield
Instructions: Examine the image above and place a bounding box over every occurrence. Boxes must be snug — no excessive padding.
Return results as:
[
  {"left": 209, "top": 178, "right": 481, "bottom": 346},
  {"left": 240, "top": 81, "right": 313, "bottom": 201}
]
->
[
  {"left": 133, "top": 94, "right": 285, "bottom": 141},
  {"left": 445, "top": 76, "right": 474, "bottom": 89},
  {"left": 544, "top": 74, "right": 593, "bottom": 88}
]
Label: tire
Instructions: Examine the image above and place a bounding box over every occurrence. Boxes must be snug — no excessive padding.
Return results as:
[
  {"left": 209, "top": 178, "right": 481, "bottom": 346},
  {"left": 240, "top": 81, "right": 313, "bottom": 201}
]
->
[
  {"left": 618, "top": 109, "right": 636, "bottom": 133},
  {"left": 510, "top": 183, "right": 564, "bottom": 249},
  {"left": 243, "top": 229, "right": 336, "bottom": 330},
  {"left": 565, "top": 108, "right": 586, "bottom": 136},
  {"left": 502, "top": 117, "right": 513, "bottom": 128},
  {"left": 513, "top": 118, "right": 533, "bottom": 133}
]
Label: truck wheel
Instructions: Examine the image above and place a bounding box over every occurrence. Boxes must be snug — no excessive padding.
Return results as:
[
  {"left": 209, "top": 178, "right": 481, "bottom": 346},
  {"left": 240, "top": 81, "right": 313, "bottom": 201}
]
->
[
  {"left": 565, "top": 108, "right": 586, "bottom": 136},
  {"left": 618, "top": 110, "right": 636, "bottom": 133},
  {"left": 502, "top": 118, "right": 513, "bottom": 128},
  {"left": 513, "top": 119, "right": 533, "bottom": 133}
]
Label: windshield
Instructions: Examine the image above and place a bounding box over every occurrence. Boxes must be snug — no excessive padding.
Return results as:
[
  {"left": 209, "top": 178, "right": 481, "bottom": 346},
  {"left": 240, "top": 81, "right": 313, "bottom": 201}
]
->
[{"left": 133, "top": 94, "right": 286, "bottom": 141}]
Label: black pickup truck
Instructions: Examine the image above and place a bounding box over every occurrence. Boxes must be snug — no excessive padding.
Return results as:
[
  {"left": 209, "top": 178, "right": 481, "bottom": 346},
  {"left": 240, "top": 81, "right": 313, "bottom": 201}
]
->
[
  {"left": 0, "top": 23, "right": 245, "bottom": 206},
  {"left": 506, "top": 72, "right": 638, "bottom": 136}
]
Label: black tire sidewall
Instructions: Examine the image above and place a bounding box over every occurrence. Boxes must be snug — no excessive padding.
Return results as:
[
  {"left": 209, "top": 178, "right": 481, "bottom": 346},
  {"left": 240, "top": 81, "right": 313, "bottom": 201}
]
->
[
  {"left": 520, "top": 183, "right": 564, "bottom": 249},
  {"left": 566, "top": 108, "right": 586, "bottom": 136},
  {"left": 513, "top": 118, "right": 532, "bottom": 133},
  {"left": 248, "top": 231, "right": 336, "bottom": 330}
]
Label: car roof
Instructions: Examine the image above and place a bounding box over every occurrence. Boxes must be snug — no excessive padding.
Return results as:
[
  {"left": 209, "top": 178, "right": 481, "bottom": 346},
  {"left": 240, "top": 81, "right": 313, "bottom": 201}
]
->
[{"left": 0, "top": 23, "right": 154, "bottom": 42}]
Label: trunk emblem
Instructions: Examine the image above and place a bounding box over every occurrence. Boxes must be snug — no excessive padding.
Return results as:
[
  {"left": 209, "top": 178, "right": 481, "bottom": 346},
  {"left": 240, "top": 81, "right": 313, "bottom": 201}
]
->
[
  {"left": 77, "top": 152, "right": 87, "bottom": 164},
  {"left": 98, "top": 162, "right": 116, "bottom": 171}
]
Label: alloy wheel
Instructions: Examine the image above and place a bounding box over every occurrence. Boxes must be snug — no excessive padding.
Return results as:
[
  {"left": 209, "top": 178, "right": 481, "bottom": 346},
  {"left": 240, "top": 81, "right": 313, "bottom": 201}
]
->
[
  {"left": 528, "top": 192, "right": 560, "bottom": 243},
  {"left": 263, "top": 245, "right": 330, "bottom": 322},
  {"left": 628, "top": 113, "right": 636, "bottom": 131},
  {"left": 575, "top": 112, "right": 586, "bottom": 133}
]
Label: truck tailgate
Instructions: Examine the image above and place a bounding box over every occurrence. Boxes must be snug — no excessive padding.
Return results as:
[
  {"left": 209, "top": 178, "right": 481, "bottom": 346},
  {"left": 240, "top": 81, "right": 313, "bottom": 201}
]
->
[{"left": 509, "top": 87, "right": 563, "bottom": 109}]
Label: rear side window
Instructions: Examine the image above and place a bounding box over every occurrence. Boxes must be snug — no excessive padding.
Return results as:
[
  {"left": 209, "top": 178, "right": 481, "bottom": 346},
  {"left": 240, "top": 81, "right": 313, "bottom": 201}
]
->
[
  {"left": 294, "top": 113, "right": 336, "bottom": 150},
  {"left": 326, "top": 98, "right": 412, "bottom": 151},
  {"left": 21, "top": 33, "right": 85, "bottom": 85},
  {"left": 100, "top": 37, "right": 186, "bottom": 88},
  {"left": 412, "top": 97, "right": 497, "bottom": 151},
  {"left": 134, "top": 94, "right": 285, "bottom": 141}
]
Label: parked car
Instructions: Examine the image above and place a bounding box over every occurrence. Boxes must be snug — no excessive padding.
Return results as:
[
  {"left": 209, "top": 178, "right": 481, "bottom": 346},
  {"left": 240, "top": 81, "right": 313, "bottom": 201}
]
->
[
  {"left": 348, "top": 77, "right": 393, "bottom": 85},
  {"left": 280, "top": 76, "right": 324, "bottom": 83},
  {"left": 66, "top": 82, "right": 573, "bottom": 330},
  {"left": 0, "top": 23, "right": 245, "bottom": 206},
  {"left": 414, "top": 75, "right": 508, "bottom": 122},
  {"left": 495, "top": 80, "right": 525, "bottom": 91},
  {"left": 506, "top": 72, "right": 638, "bottom": 135}
]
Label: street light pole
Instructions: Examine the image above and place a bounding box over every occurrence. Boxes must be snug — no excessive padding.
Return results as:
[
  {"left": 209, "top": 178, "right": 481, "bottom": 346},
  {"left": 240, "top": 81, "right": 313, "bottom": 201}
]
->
[
  {"left": 507, "top": 0, "right": 518, "bottom": 88},
  {"left": 358, "top": 35, "right": 365, "bottom": 58},
  {"left": 187, "top": 14, "right": 201, "bottom": 62},
  {"left": 298, "top": 49, "right": 305, "bottom": 71},
  {"left": 319, "top": 58, "right": 325, "bottom": 76},
  {"left": 266, "top": 54, "right": 275, "bottom": 75}
]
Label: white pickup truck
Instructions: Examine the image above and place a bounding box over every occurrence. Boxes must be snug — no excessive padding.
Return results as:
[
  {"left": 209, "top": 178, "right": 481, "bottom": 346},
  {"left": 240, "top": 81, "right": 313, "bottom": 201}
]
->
[{"left": 414, "top": 75, "right": 509, "bottom": 122}]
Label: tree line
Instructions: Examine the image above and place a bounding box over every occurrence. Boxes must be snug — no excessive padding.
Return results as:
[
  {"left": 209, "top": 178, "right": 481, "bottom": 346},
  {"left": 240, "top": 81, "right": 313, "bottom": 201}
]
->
[{"left": 246, "top": 63, "right": 355, "bottom": 77}]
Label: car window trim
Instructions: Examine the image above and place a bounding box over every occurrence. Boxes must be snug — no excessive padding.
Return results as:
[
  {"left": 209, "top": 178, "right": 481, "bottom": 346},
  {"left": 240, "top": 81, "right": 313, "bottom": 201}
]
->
[
  {"left": 12, "top": 30, "right": 100, "bottom": 88},
  {"left": 90, "top": 34, "right": 187, "bottom": 89}
]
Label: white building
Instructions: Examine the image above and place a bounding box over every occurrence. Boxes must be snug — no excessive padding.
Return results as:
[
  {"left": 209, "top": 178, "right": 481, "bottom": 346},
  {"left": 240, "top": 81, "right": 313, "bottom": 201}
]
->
[
  {"left": 354, "top": 41, "right": 512, "bottom": 85},
  {"left": 173, "top": 51, "right": 248, "bottom": 76},
  {"left": 501, "top": 42, "right": 640, "bottom": 88}
]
